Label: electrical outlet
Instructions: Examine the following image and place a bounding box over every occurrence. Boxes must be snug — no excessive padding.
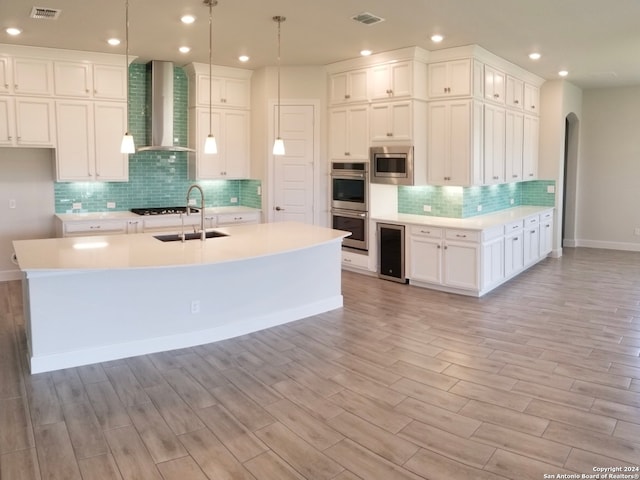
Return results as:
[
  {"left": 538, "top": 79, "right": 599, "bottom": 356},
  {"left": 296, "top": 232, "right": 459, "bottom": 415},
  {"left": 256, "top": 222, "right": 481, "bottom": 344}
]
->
[
  {"left": 230, "top": 197, "right": 238, "bottom": 203},
  {"left": 72, "top": 202, "right": 82, "bottom": 210},
  {"left": 257, "top": 186, "right": 262, "bottom": 196},
  {"left": 477, "top": 205, "right": 483, "bottom": 212},
  {"left": 635, "top": 227, "right": 640, "bottom": 236},
  {"left": 188, "top": 198, "right": 197, "bottom": 206},
  {"left": 547, "top": 185, "right": 556, "bottom": 194},
  {"left": 8, "top": 199, "right": 16, "bottom": 209},
  {"left": 510, "top": 198, "right": 515, "bottom": 205},
  {"left": 191, "top": 300, "right": 200, "bottom": 314},
  {"left": 423, "top": 205, "right": 432, "bottom": 212},
  {"left": 107, "top": 202, "right": 116, "bottom": 209}
]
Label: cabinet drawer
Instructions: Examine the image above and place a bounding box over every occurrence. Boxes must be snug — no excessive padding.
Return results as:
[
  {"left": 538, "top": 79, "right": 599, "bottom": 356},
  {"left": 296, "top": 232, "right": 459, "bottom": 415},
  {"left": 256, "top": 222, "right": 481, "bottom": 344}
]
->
[
  {"left": 540, "top": 210, "right": 553, "bottom": 221},
  {"left": 409, "top": 225, "right": 442, "bottom": 238},
  {"left": 445, "top": 229, "right": 479, "bottom": 242},
  {"left": 505, "top": 220, "right": 524, "bottom": 232},
  {"left": 217, "top": 212, "right": 260, "bottom": 225},
  {"left": 342, "top": 251, "right": 369, "bottom": 269},
  {"left": 482, "top": 225, "right": 504, "bottom": 242},
  {"left": 524, "top": 215, "right": 539, "bottom": 227},
  {"left": 64, "top": 220, "right": 126, "bottom": 236}
]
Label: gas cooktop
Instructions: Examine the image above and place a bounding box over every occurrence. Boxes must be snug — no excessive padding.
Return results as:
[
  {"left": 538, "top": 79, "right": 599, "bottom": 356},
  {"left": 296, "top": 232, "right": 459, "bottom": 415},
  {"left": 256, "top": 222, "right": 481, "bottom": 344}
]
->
[{"left": 130, "top": 207, "right": 200, "bottom": 216}]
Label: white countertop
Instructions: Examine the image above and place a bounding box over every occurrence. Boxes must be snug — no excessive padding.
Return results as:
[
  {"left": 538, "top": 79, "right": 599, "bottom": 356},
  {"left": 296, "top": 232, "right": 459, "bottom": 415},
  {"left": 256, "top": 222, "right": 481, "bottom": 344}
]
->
[
  {"left": 13, "top": 222, "right": 348, "bottom": 272},
  {"left": 55, "top": 206, "right": 261, "bottom": 222},
  {"left": 372, "top": 206, "right": 553, "bottom": 230}
]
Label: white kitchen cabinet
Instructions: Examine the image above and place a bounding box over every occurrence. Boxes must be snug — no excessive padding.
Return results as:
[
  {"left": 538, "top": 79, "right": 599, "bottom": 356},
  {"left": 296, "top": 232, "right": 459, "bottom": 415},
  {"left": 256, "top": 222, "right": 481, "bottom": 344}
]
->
[
  {"left": 409, "top": 226, "right": 479, "bottom": 291},
  {"left": 370, "top": 101, "right": 412, "bottom": 142},
  {"left": 504, "top": 220, "right": 524, "bottom": 278},
  {"left": 505, "top": 110, "right": 524, "bottom": 182},
  {"left": 93, "top": 64, "right": 127, "bottom": 100},
  {"left": 427, "top": 99, "right": 483, "bottom": 186},
  {"left": 539, "top": 210, "right": 553, "bottom": 257},
  {"left": 61, "top": 220, "right": 128, "bottom": 237},
  {"left": 505, "top": 75, "right": 524, "bottom": 110},
  {"left": 427, "top": 58, "right": 482, "bottom": 99},
  {"left": 523, "top": 83, "right": 540, "bottom": 115},
  {"left": 481, "top": 226, "right": 505, "bottom": 291},
  {"left": 484, "top": 64, "right": 506, "bottom": 105},
  {"left": 141, "top": 215, "right": 204, "bottom": 234},
  {"left": 54, "top": 61, "right": 92, "bottom": 98},
  {"left": 8, "top": 97, "right": 55, "bottom": 147},
  {"left": 195, "top": 74, "right": 250, "bottom": 109},
  {"left": 523, "top": 114, "right": 539, "bottom": 180},
  {"left": 56, "top": 101, "right": 128, "bottom": 181},
  {"left": 12, "top": 57, "right": 53, "bottom": 96},
  {"left": 0, "top": 56, "right": 11, "bottom": 94},
  {"left": 217, "top": 211, "right": 260, "bottom": 225},
  {"left": 483, "top": 103, "right": 506, "bottom": 184},
  {"left": 329, "top": 69, "right": 368, "bottom": 105},
  {"left": 370, "top": 61, "right": 413, "bottom": 100},
  {"left": 188, "top": 108, "right": 249, "bottom": 180},
  {"left": 329, "top": 105, "right": 369, "bottom": 160},
  {"left": 523, "top": 214, "right": 540, "bottom": 267}
]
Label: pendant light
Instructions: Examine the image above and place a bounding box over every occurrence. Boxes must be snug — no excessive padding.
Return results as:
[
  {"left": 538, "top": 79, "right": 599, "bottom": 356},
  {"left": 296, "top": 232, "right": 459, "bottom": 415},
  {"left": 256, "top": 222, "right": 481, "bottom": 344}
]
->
[
  {"left": 203, "top": 0, "right": 218, "bottom": 154},
  {"left": 120, "top": 0, "right": 135, "bottom": 154},
  {"left": 272, "top": 15, "right": 286, "bottom": 156}
]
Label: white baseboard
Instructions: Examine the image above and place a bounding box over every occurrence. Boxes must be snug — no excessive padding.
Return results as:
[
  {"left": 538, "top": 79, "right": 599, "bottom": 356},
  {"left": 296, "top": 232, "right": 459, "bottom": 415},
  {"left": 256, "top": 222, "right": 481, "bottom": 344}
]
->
[{"left": 569, "top": 239, "right": 640, "bottom": 252}]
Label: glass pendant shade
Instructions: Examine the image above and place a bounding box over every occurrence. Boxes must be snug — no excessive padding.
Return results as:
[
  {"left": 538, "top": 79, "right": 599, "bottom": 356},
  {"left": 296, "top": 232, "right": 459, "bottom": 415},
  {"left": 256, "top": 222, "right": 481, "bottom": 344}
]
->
[
  {"left": 121, "top": 133, "right": 135, "bottom": 154},
  {"left": 272, "top": 137, "right": 285, "bottom": 156},
  {"left": 204, "top": 134, "right": 218, "bottom": 154}
]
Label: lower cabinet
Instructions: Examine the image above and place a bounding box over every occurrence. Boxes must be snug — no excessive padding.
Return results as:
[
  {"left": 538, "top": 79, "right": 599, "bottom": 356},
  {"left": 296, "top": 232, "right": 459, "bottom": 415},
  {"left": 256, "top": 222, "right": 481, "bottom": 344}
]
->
[
  {"left": 217, "top": 211, "right": 260, "bottom": 226},
  {"left": 523, "top": 214, "right": 540, "bottom": 267},
  {"left": 539, "top": 210, "right": 554, "bottom": 257},
  {"left": 481, "top": 226, "right": 505, "bottom": 291},
  {"left": 341, "top": 250, "right": 371, "bottom": 271},
  {"left": 504, "top": 220, "right": 524, "bottom": 278},
  {"left": 58, "top": 219, "right": 128, "bottom": 237}
]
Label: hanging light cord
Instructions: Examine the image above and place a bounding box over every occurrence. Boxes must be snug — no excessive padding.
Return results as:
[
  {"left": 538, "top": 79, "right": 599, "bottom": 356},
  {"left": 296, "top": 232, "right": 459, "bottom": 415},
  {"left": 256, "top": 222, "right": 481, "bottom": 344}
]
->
[
  {"left": 208, "top": 0, "right": 213, "bottom": 138},
  {"left": 276, "top": 16, "right": 281, "bottom": 140},
  {"left": 125, "top": 0, "right": 130, "bottom": 135}
]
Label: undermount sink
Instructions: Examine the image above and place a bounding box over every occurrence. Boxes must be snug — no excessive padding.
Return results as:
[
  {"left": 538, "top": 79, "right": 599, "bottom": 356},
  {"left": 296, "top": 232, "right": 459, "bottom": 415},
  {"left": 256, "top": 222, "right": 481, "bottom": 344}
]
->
[{"left": 153, "top": 231, "right": 229, "bottom": 242}]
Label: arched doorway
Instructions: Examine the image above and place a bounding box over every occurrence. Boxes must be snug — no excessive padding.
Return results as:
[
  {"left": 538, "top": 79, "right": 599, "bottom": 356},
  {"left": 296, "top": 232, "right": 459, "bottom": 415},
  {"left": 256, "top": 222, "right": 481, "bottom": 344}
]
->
[{"left": 562, "top": 112, "right": 580, "bottom": 247}]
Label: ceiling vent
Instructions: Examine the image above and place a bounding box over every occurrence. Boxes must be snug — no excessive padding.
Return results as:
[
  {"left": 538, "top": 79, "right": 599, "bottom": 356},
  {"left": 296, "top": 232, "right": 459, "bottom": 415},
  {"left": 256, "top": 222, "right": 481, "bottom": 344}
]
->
[
  {"left": 352, "top": 12, "right": 385, "bottom": 25},
  {"left": 30, "top": 6, "right": 62, "bottom": 20}
]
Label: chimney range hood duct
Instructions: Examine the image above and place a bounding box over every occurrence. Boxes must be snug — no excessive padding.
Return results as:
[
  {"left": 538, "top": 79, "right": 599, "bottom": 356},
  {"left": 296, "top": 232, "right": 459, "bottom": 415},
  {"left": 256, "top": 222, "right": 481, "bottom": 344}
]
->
[{"left": 137, "top": 60, "right": 194, "bottom": 152}]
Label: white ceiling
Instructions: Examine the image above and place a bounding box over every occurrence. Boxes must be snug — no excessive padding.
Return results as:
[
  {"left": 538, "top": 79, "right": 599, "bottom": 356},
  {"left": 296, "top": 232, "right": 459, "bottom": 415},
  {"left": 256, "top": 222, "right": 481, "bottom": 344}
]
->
[{"left": 1, "top": 0, "right": 639, "bottom": 89}]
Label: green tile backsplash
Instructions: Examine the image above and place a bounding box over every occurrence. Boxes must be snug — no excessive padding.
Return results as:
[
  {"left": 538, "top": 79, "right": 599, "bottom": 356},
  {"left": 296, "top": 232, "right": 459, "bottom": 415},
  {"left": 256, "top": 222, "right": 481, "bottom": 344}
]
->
[
  {"left": 398, "top": 180, "right": 555, "bottom": 218},
  {"left": 54, "top": 64, "right": 261, "bottom": 213}
]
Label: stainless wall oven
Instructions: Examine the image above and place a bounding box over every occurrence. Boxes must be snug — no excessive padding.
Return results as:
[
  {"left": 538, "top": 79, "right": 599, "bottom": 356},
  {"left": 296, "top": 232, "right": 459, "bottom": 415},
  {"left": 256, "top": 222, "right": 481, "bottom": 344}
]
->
[{"left": 331, "top": 161, "right": 369, "bottom": 251}]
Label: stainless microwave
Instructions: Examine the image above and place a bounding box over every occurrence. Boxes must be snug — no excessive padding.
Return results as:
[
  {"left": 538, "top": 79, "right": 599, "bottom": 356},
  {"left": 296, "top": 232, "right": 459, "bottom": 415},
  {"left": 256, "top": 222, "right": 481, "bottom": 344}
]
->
[{"left": 370, "top": 146, "right": 414, "bottom": 185}]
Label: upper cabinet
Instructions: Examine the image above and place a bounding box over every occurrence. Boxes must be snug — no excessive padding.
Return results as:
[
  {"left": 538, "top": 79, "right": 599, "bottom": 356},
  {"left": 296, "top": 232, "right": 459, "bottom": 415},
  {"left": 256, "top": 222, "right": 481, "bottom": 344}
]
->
[
  {"left": 53, "top": 61, "right": 128, "bottom": 100},
  {"left": 186, "top": 63, "right": 252, "bottom": 110},
  {"left": 0, "top": 96, "right": 55, "bottom": 147},
  {"left": 0, "top": 56, "right": 10, "bottom": 94},
  {"left": 13, "top": 57, "right": 53, "bottom": 96},
  {"left": 427, "top": 58, "right": 483, "bottom": 99},
  {"left": 523, "top": 83, "right": 540, "bottom": 115},
  {"left": 505, "top": 75, "right": 524, "bottom": 110},
  {"left": 483, "top": 64, "right": 506, "bottom": 105},
  {"left": 370, "top": 61, "right": 414, "bottom": 100},
  {"left": 329, "top": 69, "right": 368, "bottom": 104}
]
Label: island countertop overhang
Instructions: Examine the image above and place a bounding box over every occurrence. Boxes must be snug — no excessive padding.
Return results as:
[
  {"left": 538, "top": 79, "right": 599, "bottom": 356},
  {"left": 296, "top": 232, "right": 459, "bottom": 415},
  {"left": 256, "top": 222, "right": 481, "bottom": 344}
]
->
[{"left": 13, "top": 222, "right": 349, "bottom": 272}]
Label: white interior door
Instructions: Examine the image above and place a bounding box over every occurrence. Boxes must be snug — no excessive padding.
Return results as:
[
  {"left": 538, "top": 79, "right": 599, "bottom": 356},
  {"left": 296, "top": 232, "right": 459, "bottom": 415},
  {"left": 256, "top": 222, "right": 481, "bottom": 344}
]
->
[{"left": 272, "top": 105, "right": 315, "bottom": 224}]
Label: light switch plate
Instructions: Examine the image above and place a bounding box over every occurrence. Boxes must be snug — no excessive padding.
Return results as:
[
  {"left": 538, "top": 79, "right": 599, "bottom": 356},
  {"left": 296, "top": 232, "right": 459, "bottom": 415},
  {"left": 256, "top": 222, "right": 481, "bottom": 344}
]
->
[
  {"left": 230, "top": 197, "right": 238, "bottom": 203},
  {"left": 107, "top": 202, "right": 116, "bottom": 209},
  {"left": 477, "top": 205, "right": 483, "bottom": 212},
  {"left": 72, "top": 202, "right": 82, "bottom": 210},
  {"left": 547, "top": 185, "right": 556, "bottom": 193},
  {"left": 423, "top": 205, "right": 431, "bottom": 212}
]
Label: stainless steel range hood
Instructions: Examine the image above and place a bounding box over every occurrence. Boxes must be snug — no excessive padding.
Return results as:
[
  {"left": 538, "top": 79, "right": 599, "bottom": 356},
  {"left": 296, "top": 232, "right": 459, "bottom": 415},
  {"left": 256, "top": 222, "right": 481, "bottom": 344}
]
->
[{"left": 137, "top": 60, "right": 194, "bottom": 152}]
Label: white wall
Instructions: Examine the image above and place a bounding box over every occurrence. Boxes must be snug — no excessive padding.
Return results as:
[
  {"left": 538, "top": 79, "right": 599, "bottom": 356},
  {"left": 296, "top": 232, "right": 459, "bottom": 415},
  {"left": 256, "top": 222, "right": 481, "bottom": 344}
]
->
[
  {"left": 576, "top": 86, "right": 640, "bottom": 250},
  {"left": 0, "top": 148, "right": 56, "bottom": 280}
]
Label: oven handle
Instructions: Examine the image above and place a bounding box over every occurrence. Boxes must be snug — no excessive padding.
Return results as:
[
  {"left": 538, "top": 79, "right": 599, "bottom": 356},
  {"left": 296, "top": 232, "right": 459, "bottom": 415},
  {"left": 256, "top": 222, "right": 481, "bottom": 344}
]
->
[
  {"left": 332, "top": 209, "right": 367, "bottom": 218},
  {"left": 331, "top": 173, "right": 367, "bottom": 179}
]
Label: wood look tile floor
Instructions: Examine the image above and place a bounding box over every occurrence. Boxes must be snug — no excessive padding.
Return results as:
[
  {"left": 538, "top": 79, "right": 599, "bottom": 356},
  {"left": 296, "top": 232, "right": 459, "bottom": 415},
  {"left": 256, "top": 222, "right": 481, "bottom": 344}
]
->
[{"left": 1, "top": 247, "right": 640, "bottom": 479}]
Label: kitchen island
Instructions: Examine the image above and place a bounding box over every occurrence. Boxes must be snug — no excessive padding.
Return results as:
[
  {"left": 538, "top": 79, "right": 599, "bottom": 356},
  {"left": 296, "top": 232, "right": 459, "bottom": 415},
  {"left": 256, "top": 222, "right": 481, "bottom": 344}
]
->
[{"left": 13, "top": 222, "right": 348, "bottom": 374}]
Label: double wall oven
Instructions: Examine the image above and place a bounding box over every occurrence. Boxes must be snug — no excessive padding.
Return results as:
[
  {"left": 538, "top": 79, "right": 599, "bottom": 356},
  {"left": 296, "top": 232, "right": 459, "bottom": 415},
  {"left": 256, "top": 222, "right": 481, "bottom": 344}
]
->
[{"left": 331, "top": 161, "right": 368, "bottom": 251}]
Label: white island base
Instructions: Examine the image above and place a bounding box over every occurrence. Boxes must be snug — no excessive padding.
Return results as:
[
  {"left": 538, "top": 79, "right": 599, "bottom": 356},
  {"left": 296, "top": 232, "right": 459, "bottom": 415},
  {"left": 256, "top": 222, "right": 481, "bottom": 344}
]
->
[{"left": 15, "top": 223, "right": 346, "bottom": 374}]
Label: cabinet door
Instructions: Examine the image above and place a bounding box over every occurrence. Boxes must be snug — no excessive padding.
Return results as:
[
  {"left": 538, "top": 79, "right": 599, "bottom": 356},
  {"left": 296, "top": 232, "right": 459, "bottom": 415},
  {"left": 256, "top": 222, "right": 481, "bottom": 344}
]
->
[
  {"left": 428, "top": 59, "right": 471, "bottom": 98},
  {"left": 54, "top": 61, "right": 91, "bottom": 97},
  {"left": 93, "top": 64, "right": 127, "bottom": 100},
  {"left": 370, "top": 102, "right": 411, "bottom": 142},
  {"left": 329, "top": 108, "right": 349, "bottom": 159},
  {"left": 221, "top": 78, "right": 250, "bottom": 108},
  {"left": 506, "top": 76, "right": 524, "bottom": 110},
  {"left": 444, "top": 241, "right": 479, "bottom": 290},
  {"left": 330, "top": 73, "right": 349, "bottom": 104},
  {"left": 427, "top": 62, "right": 450, "bottom": 98},
  {"left": 55, "top": 101, "right": 93, "bottom": 180},
  {"left": 448, "top": 100, "right": 473, "bottom": 186},
  {"left": 14, "top": 98, "right": 55, "bottom": 146},
  {"left": 13, "top": 58, "right": 53, "bottom": 95},
  {"left": 523, "top": 226, "right": 540, "bottom": 266},
  {"left": 505, "top": 110, "right": 524, "bottom": 182},
  {"left": 330, "top": 70, "right": 367, "bottom": 104},
  {"left": 409, "top": 236, "right": 442, "bottom": 284},
  {"left": 427, "top": 102, "right": 448, "bottom": 185},
  {"left": 504, "top": 231, "right": 524, "bottom": 277},
  {"left": 371, "top": 62, "right": 411, "bottom": 99},
  {"left": 524, "top": 83, "right": 539, "bottom": 114},
  {"left": 483, "top": 104, "right": 505, "bottom": 184},
  {"left": 370, "top": 64, "right": 392, "bottom": 99},
  {"left": 539, "top": 220, "right": 553, "bottom": 257},
  {"left": 193, "top": 108, "right": 224, "bottom": 178},
  {"left": 523, "top": 115, "right": 539, "bottom": 180},
  {"left": 482, "top": 236, "right": 505, "bottom": 290},
  {"left": 484, "top": 65, "right": 505, "bottom": 104},
  {"left": 0, "top": 97, "right": 15, "bottom": 145},
  {"left": 222, "top": 110, "right": 249, "bottom": 178},
  {"left": 0, "top": 56, "right": 10, "bottom": 93},
  {"left": 94, "top": 102, "right": 128, "bottom": 180}
]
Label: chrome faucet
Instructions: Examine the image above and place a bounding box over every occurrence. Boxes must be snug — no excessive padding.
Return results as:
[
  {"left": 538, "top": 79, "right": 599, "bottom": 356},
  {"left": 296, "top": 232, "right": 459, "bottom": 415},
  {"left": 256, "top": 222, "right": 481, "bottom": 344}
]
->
[{"left": 186, "top": 184, "right": 206, "bottom": 241}]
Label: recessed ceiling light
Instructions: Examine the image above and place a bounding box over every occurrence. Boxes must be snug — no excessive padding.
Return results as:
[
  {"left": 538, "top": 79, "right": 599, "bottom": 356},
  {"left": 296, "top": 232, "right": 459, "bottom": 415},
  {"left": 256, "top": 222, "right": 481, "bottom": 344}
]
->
[
  {"left": 238, "top": 55, "right": 250, "bottom": 62},
  {"left": 6, "top": 27, "right": 22, "bottom": 36},
  {"left": 529, "top": 52, "right": 541, "bottom": 60},
  {"left": 107, "top": 38, "right": 121, "bottom": 46},
  {"left": 360, "top": 49, "right": 372, "bottom": 57},
  {"left": 179, "top": 46, "right": 191, "bottom": 54},
  {"left": 558, "top": 70, "right": 569, "bottom": 77},
  {"left": 431, "top": 34, "right": 444, "bottom": 43},
  {"left": 181, "top": 15, "right": 195, "bottom": 24}
]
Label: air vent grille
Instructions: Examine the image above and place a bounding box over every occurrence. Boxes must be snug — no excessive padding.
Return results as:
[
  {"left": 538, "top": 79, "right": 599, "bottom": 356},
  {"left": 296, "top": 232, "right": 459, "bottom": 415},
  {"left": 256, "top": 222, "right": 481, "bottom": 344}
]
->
[
  {"left": 30, "top": 6, "right": 62, "bottom": 20},
  {"left": 352, "top": 12, "right": 385, "bottom": 25}
]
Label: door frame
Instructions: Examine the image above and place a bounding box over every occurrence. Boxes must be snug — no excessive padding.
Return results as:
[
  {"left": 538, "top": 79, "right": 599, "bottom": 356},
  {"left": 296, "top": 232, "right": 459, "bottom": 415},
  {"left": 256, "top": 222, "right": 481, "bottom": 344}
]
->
[{"left": 267, "top": 99, "right": 321, "bottom": 224}]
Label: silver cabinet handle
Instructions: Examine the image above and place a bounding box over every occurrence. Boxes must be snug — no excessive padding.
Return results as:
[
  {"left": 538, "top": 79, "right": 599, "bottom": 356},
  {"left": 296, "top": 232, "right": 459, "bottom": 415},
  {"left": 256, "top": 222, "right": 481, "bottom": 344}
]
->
[
  {"left": 456, "top": 234, "right": 467, "bottom": 238},
  {"left": 275, "top": 206, "right": 285, "bottom": 211}
]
